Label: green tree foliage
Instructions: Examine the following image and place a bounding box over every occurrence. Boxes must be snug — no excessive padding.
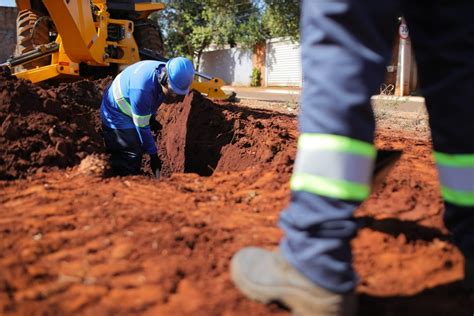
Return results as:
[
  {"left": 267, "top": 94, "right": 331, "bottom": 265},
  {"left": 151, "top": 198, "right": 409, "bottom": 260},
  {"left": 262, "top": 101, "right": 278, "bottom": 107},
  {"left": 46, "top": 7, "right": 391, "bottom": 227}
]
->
[
  {"left": 154, "top": 0, "right": 265, "bottom": 68},
  {"left": 262, "top": 0, "right": 300, "bottom": 40},
  {"left": 153, "top": 0, "right": 300, "bottom": 68}
]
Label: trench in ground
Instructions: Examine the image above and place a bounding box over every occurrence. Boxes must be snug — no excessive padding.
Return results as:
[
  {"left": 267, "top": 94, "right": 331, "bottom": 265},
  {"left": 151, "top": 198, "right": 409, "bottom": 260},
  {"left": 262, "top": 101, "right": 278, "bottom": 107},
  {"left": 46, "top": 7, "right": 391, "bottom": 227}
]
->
[{"left": 155, "top": 92, "right": 295, "bottom": 178}]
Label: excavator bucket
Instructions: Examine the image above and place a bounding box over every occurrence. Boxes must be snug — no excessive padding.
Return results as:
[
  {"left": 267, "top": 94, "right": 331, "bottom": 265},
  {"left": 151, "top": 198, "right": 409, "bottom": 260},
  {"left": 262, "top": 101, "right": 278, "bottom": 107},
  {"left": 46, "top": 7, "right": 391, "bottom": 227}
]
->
[
  {"left": 191, "top": 75, "right": 235, "bottom": 101},
  {"left": 139, "top": 48, "right": 235, "bottom": 101}
]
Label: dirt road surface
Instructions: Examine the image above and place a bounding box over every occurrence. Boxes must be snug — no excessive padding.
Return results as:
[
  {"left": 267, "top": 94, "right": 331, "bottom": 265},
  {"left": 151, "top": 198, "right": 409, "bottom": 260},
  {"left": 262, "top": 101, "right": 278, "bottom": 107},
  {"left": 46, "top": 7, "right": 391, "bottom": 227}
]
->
[{"left": 0, "top": 72, "right": 472, "bottom": 315}]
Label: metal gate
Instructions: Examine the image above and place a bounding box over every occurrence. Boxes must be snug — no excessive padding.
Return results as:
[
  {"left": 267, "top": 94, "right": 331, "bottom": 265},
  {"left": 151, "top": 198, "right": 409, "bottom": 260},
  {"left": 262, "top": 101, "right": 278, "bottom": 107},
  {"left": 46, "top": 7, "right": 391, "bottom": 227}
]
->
[
  {"left": 265, "top": 38, "right": 302, "bottom": 87},
  {"left": 199, "top": 47, "right": 253, "bottom": 86}
]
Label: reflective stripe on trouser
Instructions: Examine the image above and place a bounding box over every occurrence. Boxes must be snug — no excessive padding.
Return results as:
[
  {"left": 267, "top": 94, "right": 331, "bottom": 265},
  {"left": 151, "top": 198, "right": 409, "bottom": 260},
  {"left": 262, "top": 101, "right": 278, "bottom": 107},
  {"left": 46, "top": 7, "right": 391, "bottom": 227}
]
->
[
  {"left": 291, "top": 133, "right": 376, "bottom": 201},
  {"left": 434, "top": 152, "right": 474, "bottom": 207},
  {"left": 112, "top": 73, "right": 152, "bottom": 127}
]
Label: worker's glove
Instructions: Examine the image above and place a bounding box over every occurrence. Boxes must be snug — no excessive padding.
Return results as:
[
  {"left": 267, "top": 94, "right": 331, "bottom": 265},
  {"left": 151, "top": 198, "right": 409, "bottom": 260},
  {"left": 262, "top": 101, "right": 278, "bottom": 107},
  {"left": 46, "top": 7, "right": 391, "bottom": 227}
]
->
[{"left": 150, "top": 154, "right": 162, "bottom": 179}]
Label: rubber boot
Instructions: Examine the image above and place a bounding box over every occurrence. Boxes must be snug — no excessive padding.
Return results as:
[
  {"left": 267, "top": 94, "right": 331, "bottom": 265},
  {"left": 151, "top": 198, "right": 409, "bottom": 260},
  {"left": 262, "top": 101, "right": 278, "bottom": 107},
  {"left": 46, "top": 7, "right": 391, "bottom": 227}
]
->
[{"left": 231, "top": 247, "right": 357, "bottom": 316}]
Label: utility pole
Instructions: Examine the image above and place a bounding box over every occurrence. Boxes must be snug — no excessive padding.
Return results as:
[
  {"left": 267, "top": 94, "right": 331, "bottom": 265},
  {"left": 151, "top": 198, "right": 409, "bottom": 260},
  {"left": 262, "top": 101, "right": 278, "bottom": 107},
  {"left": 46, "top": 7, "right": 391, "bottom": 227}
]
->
[{"left": 396, "top": 17, "right": 412, "bottom": 96}]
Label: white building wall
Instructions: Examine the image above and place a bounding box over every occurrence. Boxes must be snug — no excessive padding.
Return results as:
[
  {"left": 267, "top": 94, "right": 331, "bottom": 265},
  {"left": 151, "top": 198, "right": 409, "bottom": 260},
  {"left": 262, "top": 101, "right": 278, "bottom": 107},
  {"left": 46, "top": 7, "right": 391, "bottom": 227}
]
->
[
  {"left": 199, "top": 47, "right": 253, "bottom": 86},
  {"left": 265, "top": 38, "right": 302, "bottom": 87}
]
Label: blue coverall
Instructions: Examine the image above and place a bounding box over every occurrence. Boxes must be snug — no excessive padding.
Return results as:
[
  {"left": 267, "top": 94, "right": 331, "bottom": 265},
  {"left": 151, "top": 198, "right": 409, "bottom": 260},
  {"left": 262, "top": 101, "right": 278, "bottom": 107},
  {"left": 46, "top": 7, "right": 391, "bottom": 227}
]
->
[
  {"left": 100, "top": 60, "right": 165, "bottom": 175},
  {"left": 280, "top": 0, "right": 474, "bottom": 294}
]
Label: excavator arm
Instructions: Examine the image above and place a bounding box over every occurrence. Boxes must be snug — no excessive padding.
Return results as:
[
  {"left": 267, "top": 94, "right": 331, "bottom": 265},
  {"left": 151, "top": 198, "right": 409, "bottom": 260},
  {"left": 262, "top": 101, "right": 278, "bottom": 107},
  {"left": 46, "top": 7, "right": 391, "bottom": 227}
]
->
[
  {"left": 6, "top": 0, "right": 232, "bottom": 100},
  {"left": 41, "top": 0, "right": 106, "bottom": 65}
]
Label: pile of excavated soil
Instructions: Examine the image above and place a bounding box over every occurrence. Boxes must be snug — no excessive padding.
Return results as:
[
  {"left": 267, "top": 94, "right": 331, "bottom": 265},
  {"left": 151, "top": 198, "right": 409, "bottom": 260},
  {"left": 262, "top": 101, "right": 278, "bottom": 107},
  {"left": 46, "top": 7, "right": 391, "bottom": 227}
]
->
[
  {"left": 0, "top": 72, "right": 296, "bottom": 179},
  {"left": 0, "top": 71, "right": 109, "bottom": 179}
]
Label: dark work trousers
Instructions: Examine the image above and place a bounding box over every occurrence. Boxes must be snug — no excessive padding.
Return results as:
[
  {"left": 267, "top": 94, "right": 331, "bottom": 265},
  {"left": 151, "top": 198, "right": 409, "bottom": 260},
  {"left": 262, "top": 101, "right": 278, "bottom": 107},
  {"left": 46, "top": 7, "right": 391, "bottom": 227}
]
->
[
  {"left": 279, "top": 0, "right": 474, "bottom": 294},
  {"left": 102, "top": 125, "right": 143, "bottom": 176}
]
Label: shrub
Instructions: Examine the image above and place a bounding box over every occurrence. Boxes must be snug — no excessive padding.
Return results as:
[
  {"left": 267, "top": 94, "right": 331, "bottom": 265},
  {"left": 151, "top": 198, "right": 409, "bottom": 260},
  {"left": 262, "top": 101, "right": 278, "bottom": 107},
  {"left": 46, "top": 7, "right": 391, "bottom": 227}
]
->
[{"left": 250, "top": 67, "right": 261, "bottom": 87}]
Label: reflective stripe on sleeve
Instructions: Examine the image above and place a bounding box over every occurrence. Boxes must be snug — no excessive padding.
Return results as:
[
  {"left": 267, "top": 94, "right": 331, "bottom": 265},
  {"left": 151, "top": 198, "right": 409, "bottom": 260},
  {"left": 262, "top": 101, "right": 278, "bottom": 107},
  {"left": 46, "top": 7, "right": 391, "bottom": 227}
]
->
[
  {"left": 132, "top": 113, "right": 152, "bottom": 128},
  {"left": 291, "top": 133, "right": 375, "bottom": 201},
  {"left": 434, "top": 151, "right": 474, "bottom": 206}
]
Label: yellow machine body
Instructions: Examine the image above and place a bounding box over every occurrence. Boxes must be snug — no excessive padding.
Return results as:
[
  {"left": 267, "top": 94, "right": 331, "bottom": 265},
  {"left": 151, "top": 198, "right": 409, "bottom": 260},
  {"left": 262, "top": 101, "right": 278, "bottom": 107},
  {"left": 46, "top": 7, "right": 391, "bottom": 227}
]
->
[{"left": 11, "top": 0, "right": 230, "bottom": 100}]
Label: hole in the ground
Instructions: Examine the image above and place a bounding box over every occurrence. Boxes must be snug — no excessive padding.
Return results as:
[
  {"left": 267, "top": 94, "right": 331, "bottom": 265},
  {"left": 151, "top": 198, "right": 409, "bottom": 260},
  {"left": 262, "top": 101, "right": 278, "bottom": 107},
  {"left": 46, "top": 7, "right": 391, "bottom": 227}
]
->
[
  {"left": 156, "top": 92, "right": 296, "bottom": 177},
  {"left": 184, "top": 96, "right": 234, "bottom": 176}
]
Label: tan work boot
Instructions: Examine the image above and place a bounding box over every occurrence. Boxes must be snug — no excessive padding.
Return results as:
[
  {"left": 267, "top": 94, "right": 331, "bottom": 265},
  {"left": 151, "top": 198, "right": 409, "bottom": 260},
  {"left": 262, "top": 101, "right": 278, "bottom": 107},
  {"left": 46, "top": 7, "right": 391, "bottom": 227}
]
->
[{"left": 231, "top": 247, "right": 356, "bottom": 316}]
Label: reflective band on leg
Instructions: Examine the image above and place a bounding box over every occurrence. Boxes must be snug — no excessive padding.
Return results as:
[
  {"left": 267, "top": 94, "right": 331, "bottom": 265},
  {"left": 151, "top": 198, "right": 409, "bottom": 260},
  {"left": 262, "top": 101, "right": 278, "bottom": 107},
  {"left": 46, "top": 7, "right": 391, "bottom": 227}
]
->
[
  {"left": 434, "top": 151, "right": 474, "bottom": 207},
  {"left": 437, "top": 165, "right": 474, "bottom": 192},
  {"left": 294, "top": 150, "right": 374, "bottom": 184},
  {"left": 434, "top": 152, "right": 474, "bottom": 167},
  {"left": 440, "top": 187, "right": 474, "bottom": 207},
  {"left": 291, "top": 173, "right": 370, "bottom": 201},
  {"left": 291, "top": 133, "right": 375, "bottom": 201},
  {"left": 298, "top": 134, "right": 376, "bottom": 158}
]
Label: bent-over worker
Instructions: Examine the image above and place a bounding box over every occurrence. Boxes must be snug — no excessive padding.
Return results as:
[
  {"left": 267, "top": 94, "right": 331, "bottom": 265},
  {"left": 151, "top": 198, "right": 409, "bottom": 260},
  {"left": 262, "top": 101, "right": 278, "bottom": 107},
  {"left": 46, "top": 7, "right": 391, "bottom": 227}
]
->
[{"left": 100, "top": 58, "right": 195, "bottom": 177}]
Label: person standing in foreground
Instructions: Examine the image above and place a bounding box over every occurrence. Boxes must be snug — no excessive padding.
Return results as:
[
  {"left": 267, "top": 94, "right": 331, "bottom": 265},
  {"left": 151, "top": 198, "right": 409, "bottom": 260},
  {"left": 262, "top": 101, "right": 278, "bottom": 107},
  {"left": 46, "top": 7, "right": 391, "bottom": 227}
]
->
[
  {"left": 100, "top": 58, "right": 195, "bottom": 177},
  {"left": 231, "top": 1, "right": 474, "bottom": 315}
]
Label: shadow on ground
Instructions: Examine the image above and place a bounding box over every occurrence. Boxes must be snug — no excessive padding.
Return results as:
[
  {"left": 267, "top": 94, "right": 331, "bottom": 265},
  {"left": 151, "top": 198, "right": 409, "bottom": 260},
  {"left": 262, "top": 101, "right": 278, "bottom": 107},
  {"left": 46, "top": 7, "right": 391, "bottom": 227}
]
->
[{"left": 359, "top": 281, "right": 473, "bottom": 316}]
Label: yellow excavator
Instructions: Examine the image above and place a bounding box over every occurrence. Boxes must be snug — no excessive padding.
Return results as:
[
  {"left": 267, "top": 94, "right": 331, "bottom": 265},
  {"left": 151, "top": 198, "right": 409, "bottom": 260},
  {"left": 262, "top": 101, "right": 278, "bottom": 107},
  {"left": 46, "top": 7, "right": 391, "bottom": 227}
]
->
[{"left": 1, "top": 0, "right": 230, "bottom": 100}]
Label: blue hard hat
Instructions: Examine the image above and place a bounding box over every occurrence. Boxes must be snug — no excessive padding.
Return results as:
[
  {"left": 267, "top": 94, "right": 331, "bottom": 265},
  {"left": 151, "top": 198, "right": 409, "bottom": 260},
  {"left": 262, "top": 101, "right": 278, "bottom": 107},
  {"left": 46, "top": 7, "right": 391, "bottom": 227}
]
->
[{"left": 166, "top": 57, "right": 195, "bottom": 95}]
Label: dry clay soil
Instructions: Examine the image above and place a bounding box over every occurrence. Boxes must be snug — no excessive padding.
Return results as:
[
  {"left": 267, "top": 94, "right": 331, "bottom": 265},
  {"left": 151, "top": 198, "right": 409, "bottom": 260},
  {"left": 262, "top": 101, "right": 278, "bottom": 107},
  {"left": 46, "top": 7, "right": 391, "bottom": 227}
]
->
[{"left": 0, "top": 73, "right": 473, "bottom": 315}]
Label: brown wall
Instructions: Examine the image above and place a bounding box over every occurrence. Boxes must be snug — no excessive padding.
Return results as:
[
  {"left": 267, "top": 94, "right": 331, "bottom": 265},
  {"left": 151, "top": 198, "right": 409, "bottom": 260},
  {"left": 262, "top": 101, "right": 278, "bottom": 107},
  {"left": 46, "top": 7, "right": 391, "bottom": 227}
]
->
[
  {"left": 252, "top": 42, "right": 266, "bottom": 86},
  {"left": 0, "top": 7, "right": 17, "bottom": 63}
]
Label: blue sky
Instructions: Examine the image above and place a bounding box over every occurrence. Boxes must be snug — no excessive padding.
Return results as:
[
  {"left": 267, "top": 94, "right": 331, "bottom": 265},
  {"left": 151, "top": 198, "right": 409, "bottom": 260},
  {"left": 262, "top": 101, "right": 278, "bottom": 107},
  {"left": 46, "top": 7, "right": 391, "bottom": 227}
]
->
[{"left": 0, "top": 0, "right": 15, "bottom": 7}]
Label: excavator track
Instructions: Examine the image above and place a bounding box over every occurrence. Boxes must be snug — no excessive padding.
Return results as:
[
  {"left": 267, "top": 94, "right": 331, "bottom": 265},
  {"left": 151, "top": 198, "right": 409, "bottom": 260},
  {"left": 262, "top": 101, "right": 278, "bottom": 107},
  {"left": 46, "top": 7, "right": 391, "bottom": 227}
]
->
[{"left": 15, "top": 9, "right": 51, "bottom": 69}]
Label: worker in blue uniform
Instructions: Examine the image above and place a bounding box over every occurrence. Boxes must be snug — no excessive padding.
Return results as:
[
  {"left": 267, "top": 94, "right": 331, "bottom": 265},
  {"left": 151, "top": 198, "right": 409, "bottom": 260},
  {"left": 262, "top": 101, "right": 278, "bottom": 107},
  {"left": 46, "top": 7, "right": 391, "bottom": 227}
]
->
[
  {"left": 100, "top": 58, "right": 195, "bottom": 177},
  {"left": 231, "top": 1, "right": 474, "bottom": 315}
]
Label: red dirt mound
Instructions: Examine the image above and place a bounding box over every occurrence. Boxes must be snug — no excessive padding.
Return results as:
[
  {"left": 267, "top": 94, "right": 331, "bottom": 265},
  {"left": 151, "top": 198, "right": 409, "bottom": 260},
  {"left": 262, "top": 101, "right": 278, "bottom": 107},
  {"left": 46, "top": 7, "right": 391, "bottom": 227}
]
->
[
  {"left": 0, "top": 73, "right": 109, "bottom": 179},
  {"left": 0, "top": 73, "right": 296, "bottom": 180},
  {"left": 0, "top": 128, "right": 472, "bottom": 316}
]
